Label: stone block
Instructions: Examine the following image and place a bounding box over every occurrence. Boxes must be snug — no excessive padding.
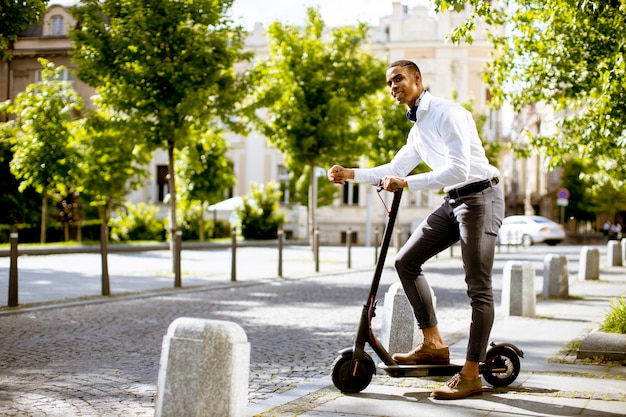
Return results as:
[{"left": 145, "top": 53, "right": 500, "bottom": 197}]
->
[
  {"left": 381, "top": 282, "right": 435, "bottom": 356},
  {"left": 502, "top": 261, "right": 535, "bottom": 317},
  {"left": 578, "top": 246, "right": 600, "bottom": 280},
  {"left": 543, "top": 254, "right": 569, "bottom": 299},
  {"left": 155, "top": 317, "right": 250, "bottom": 417},
  {"left": 608, "top": 240, "right": 623, "bottom": 266}
]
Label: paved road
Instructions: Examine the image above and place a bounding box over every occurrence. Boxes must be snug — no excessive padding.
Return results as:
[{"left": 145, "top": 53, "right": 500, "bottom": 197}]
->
[{"left": 0, "top": 244, "right": 607, "bottom": 416}]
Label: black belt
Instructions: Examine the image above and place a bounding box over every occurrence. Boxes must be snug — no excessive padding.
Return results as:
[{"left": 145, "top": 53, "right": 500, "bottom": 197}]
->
[{"left": 447, "top": 177, "right": 499, "bottom": 199}]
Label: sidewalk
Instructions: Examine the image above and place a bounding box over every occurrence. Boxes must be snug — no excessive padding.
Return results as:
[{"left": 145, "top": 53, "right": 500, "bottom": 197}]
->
[{"left": 248, "top": 264, "right": 626, "bottom": 416}]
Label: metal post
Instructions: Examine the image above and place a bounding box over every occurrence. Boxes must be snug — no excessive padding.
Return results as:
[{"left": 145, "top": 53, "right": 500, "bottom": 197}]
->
[
  {"left": 277, "top": 228, "right": 283, "bottom": 277},
  {"left": 231, "top": 229, "right": 237, "bottom": 282},
  {"left": 314, "top": 228, "right": 320, "bottom": 273},
  {"left": 346, "top": 227, "right": 352, "bottom": 269},
  {"left": 8, "top": 224, "right": 18, "bottom": 307},
  {"left": 174, "top": 230, "right": 182, "bottom": 288}
]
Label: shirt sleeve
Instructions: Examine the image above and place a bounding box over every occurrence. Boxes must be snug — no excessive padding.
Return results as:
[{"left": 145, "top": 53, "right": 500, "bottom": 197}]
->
[{"left": 353, "top": 142, "right": 422, "bottom": 186}]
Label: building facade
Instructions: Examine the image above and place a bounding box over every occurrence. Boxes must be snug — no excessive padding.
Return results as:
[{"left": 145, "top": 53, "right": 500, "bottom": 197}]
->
[{"left": 0, "top": 2, "right": 560, "bottom": 244}]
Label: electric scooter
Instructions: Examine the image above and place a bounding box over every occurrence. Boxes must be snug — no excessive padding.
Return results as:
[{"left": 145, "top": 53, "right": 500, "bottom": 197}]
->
[{"left": 331, "top": 184, "right": 524, "bottom": 394}]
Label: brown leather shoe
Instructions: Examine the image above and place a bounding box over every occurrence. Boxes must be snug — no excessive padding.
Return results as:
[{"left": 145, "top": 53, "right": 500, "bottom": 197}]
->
[
  {"left": 431, "top": 373, "right": 483, "bottom": 400},
  {"left": 391, "top": 343, "right": 450, "bottom": 365}
]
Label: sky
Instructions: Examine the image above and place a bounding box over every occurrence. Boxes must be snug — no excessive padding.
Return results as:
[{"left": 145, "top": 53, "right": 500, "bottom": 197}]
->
[
  {"left": 228, "top": 0, "right": 430, "bottom": 30},
  {"left": 55, "top": 0, "right": 431, "bottom": 30}
]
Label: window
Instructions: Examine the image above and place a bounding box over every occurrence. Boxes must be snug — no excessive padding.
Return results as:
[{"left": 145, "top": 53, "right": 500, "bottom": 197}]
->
[
  {"left": 35, "top": 68, "right": 74, "bottom": 87},
  {"left": 408, "top": 189, "right": 430, "bottom": 207},
  {"left": 157, "top": 165, "right": 169, "bottom": 202},
  {"left": 277, "top": 164, "right": 290, "bottom": 203},
  {"left": 50, "top": 15, "right": 64, "bottom": 36},
  {"left": 340, "top": 230, "right": 358, "bottom": 244},
  {"left": 277, "top": 164, "right": 289, "bottom": 182},
  {"left": 342, "top": 183, "right": 359, "bottom": 205}
]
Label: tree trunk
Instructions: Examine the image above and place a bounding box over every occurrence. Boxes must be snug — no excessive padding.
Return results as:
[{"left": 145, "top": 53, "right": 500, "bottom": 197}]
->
[
  {"left": 199, "top": 200, "right": 206, "bottom": 241},
  {"left": 168, "top": 140, "right": 182, "bottom": 287},
  {"left": 40, "top": 187, "right": 48, "bottom": 244},
  {"left": 99, "top": 205, "right": 110, "bottom": 296}
]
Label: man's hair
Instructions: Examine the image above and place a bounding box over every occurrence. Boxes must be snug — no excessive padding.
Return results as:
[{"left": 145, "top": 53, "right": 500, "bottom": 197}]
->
[{"left": 388, "top": 60, "right": 421, "bottom": 75}]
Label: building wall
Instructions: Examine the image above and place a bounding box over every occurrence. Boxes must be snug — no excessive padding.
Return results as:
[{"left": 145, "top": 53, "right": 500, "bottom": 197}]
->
[{"left": 0, "top": 5, "right": 96, "bottom": 107}]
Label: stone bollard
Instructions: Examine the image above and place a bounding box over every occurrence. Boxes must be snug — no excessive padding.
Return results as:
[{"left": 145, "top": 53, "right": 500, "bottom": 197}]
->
[
  {"left": 155, "top": 318, "right": 250, "bottom": 417},
  {"left": 502, "top": 261, "right": 535, "bottom": 317},
  {"left": 543, "top": 254, "right": 569, "bottom": 299},
  {"left": 381, "top": 282, "right": 436, "bottom": 356},
  {"left": 622, "top": 238, "right": 626, "bottom": 263},
  {"left": 578, "top": 246, "right": 600, "bottom": 280},
  {"left": 608, "top": 240, "right": 623, "bottom": 267}
]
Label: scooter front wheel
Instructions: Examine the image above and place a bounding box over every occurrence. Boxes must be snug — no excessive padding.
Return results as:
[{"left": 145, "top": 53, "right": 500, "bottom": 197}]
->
[
  {"left": 331, "top": 350, "right": 375, "bottom": 393},
  {"left": 482, "top": 346, "right": 520, "bottom": 387}
]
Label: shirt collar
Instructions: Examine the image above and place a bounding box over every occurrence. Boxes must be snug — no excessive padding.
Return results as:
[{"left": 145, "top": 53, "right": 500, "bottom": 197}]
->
[{"left": 406, "top": 90, "right": 427, "bottom": 122}]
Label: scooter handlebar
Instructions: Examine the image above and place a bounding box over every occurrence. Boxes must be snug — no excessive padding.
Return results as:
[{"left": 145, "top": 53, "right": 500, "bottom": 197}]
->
[{"left": 376, "top": 181, "right": 399, "bottom": 192}]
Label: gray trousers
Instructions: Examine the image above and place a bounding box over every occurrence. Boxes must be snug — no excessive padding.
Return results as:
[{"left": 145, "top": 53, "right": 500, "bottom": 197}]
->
[{"left": 394, "top": 183, "right": 504, "bottom": 362}]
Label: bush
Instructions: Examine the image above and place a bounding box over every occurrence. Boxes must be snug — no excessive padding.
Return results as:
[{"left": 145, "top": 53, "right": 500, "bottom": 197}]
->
[
  {"left": 235, "top": 182, "right": 286, "bottom": 240},
  {"left": 601, "top": 297, "right": 626, "bottom": 334},
  {"left": 110, "top": 202, "right": 165, "bottom": 242},
  {"left": 175, "top": 201, "right": 232, "bottom": 241},
  {"left": 213, "top": 219, "right": 231, "bottom": 239},
  {"left": 178, "top": 202, "right": 213, "bottom": 241},
  {"left": 0, "top": 220, "right": 102, "bottom": 244}
]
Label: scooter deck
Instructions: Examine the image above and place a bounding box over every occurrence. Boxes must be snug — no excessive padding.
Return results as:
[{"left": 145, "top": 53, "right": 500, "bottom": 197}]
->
[{"left": 379, "top": 362, "right": 463, "bottom": 378}]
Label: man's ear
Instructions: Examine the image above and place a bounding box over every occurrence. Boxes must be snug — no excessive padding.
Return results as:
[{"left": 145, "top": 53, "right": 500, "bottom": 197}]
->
[{"left": 414, "top": 71, "right": 421, "bottom": 85}]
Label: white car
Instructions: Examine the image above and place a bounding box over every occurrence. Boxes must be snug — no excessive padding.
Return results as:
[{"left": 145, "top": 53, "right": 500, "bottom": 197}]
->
[{"left": 497, "top": 215, "right": 566, "bottom": 246}]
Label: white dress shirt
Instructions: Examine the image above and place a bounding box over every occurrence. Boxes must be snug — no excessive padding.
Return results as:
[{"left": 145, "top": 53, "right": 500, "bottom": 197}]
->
[{"left": 354, "top": 91, "right": 500, "bottom": 192}]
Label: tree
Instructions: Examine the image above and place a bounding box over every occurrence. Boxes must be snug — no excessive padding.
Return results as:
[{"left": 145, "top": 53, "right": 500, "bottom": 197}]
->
[
  {"left": 357, "top": 91, "right": 413, "bottom": 167},
  {"left": 70, "top": 0, "right": 249, "bottom": 286},
  {"left": 0, "top": 0, "right": 48, "bottom": 59},
  {"left": 432, "top": 0, "right": 626, "bottom": 189},
  {"left": 560, "top": 157, "right": 626, "bottom": 228},
  {"left": 560, "top": 158, "right": 597, "bottom": 226},
  {"left": 0, "top": 121, "right": 41, "bottom": 225},
  {"left": 176, "top": 126, "right": 235, "bottom": 241},
  {"left": 73, "top": 104, "right": 151, "bottom": 295},
  {"left": 1, "top": 0, "right": 49, "bottom": 122},
  {"left": 245, "top": 8, "right": 386, "bottom": 244},
  {"left": 1, "top": 58, "right": 83, "bottom": 243}
]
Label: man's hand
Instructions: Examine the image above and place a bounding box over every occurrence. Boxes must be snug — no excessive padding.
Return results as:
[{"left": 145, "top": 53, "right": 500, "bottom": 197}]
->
[
  {"left": 381, "top": 176, "right": 407, "bottom": 191},
  {"left": 327, "top": 165, "right": 353, "bottom": 184}
]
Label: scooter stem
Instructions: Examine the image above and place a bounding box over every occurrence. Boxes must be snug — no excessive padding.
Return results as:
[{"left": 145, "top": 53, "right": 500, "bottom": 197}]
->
[{"left": 351, "top": 188, "right": 403, "bottom": 367}]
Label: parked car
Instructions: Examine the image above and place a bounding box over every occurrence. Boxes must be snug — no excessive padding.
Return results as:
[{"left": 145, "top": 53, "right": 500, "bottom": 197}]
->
[{"left": 497, "top": 215, "right": 566, "bottom": 246}]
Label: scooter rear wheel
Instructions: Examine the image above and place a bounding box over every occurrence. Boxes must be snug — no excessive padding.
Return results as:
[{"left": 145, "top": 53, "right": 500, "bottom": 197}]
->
[
  {"left": 331, "top": 350, "right": 375, "bottom": 393},
  {"left": 482, "top": 346, "right": 520, "bottom": 387}
]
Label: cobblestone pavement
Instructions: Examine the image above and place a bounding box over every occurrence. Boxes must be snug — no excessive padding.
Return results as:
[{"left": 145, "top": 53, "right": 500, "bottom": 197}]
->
[{"left": 0, "top": 245, "right": 586, "bottom": 416}]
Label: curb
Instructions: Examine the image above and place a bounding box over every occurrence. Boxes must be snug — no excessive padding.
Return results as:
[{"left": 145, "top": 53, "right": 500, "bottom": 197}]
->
[{"left": 578, "top": 328, "right": 626, "bottom": 361}]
